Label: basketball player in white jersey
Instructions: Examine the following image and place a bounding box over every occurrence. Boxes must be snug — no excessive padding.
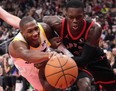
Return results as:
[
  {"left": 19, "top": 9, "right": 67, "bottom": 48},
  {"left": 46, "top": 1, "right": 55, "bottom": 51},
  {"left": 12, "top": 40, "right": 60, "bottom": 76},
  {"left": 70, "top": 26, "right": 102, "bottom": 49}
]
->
[
  {"left": 0, "top": 7, "right": 20, "bottom": 28},
  {"left": 8, "top": 16, "right": 62, "bottom": 91}
]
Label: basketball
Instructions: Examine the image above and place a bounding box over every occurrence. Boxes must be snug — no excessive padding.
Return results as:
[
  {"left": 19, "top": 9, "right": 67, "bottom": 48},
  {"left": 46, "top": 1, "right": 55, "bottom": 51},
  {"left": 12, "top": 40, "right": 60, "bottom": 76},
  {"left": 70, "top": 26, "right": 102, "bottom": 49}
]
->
[{"left": 45, "top": 54, "right": 78, "bottom": 89}]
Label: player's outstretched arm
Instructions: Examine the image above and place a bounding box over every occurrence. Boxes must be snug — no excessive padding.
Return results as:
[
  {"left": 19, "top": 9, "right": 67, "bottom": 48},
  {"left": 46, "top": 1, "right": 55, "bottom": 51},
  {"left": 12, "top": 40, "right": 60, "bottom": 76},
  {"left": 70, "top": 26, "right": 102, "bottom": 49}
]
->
[
  {"left": 9, "top": 41, "right": 54, "bottom": 64},
  {"left": 0, "top": 7, "right": 21, "bottom": 28}
]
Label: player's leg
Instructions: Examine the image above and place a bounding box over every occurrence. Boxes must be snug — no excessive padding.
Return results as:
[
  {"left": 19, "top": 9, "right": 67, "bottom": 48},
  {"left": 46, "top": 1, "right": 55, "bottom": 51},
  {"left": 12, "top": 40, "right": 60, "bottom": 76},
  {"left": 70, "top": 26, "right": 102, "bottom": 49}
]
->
[
  {"left": 78, "top": 77, "right": 91, "bottom": 91},
  {"left": 88, "top": 57, "right": 116, "bottom": 91},
  {"left": 77, "top": 71, "right": 93, "bottom": 91}
]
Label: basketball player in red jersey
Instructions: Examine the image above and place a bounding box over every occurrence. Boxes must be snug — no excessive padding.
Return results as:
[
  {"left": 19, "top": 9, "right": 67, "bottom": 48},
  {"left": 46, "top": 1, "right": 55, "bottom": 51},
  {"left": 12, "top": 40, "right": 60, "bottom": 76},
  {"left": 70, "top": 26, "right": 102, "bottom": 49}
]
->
[
  {"left": 9, "top": 16, "right": 62, "bottom": 91},
  {"left": 43, "top": 0, "right": 116, "bottom": 91},
  {"left": 0, "top": 7, "right": 20, "bottom": 28}
]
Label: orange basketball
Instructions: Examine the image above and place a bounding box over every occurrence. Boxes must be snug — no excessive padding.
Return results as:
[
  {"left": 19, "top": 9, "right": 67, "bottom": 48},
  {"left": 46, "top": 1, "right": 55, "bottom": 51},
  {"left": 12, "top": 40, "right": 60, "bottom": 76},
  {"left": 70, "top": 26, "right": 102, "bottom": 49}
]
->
[{"left": 45, "top": 54, "right": 78, "bottom": 89}]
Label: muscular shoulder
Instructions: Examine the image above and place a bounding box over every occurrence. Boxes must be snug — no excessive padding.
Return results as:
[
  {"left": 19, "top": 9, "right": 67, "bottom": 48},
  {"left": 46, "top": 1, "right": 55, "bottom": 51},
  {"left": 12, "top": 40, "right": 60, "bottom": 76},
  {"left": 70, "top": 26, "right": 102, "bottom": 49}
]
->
[
  {"left": 40, "top": 22, "right": 49, "bottom": 30},
  {"left": 43, "top": 15, "right": 63, "bottom": 26},
  {"left": 43, "top": 16, "right": 64, "bottom": 32},
  {"left": 86, "top": 21, "right": 102, "bottom": 47},
  {"left": 9, "top": 40, "right": 28, "bottom": 58}
]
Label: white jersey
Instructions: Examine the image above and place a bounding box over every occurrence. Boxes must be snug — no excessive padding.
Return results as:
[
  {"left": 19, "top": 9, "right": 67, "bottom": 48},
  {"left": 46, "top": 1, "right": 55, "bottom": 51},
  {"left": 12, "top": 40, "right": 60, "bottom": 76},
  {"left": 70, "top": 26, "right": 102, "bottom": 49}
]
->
[{"left": 10, "top": 23, "right": 51, "bottom": 91}]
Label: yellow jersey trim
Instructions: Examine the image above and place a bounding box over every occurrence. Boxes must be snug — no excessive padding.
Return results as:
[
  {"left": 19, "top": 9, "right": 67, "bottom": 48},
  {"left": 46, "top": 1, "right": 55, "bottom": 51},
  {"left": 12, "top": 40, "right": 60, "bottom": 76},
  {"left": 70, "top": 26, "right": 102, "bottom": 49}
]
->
[{"left": 38, "top": 23, "right": 51, "bottom": 46}]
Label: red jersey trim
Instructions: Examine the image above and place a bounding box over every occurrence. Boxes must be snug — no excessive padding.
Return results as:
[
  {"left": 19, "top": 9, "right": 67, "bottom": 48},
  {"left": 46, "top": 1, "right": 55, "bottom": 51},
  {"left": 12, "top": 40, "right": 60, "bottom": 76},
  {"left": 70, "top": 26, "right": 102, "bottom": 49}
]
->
[
  {"left": 85, "top": 21, "right": 94, "bottom": 40},
  {"left": 95, "top": 80, "right": 116, "bottom": 85},
  {"left": 79, "top": 68, "right": 116, "bottom": 85},
  {"left": 67, "top": 20, "right": 86, "bottom": 40},
  {"left": 60, "top": 19, "right": 65, "bottom": 39},
  {"left": 79, "top": 68, "right": 93, "bottom": 77}
]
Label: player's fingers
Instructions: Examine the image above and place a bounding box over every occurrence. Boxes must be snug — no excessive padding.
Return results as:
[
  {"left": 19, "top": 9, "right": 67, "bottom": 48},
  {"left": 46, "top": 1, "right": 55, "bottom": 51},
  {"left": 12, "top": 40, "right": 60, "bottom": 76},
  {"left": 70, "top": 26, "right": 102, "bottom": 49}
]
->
[
  {"left": 54, "top": 49, "right": 64, "bottom": 54},
  {"left": 51, "top": 37, "right": 62, "bottom": 41},
  {"left": 52, "top": 51, "right": 58, "bottom": 56},
  {"left": 56, "top": 41, "right": 61, "bottom": 45}
]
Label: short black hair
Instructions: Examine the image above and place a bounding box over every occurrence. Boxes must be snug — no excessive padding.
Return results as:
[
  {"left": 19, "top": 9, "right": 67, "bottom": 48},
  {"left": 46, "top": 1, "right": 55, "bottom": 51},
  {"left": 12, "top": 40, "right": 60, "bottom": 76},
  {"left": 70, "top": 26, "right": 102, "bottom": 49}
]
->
[
  {"left": 19, "top": 16, "right": 35, "bottom": 30},
  {"left": 66, "top": 0, "right": 84, "bottom": 10}
]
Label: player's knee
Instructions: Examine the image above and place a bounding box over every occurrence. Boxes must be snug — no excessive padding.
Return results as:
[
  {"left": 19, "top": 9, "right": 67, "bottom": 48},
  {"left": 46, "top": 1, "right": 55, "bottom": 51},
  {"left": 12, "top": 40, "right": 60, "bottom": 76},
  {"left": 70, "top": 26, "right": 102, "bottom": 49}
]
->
[{"left": 77, "top": 77, "right": 91, "bottom": 91}]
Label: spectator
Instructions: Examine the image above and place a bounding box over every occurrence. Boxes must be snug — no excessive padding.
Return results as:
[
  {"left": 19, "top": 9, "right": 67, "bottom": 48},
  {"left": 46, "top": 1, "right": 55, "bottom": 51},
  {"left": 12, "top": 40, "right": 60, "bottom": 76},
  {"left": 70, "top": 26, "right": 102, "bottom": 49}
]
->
[
  {"left": 101, "top": 4, "right": 109, "bottom": 14},
  {"left": 84, "top": 3, "right": 92, "bottom": 16},
  {"left": 112, "top": 48, "right": 116, "bottom": 75},
  {"left": 0, "top": 0, "right": 115, "bottom": 90},
  {"left": 0, "top": 57, "right": 3, "bottom": 91}
]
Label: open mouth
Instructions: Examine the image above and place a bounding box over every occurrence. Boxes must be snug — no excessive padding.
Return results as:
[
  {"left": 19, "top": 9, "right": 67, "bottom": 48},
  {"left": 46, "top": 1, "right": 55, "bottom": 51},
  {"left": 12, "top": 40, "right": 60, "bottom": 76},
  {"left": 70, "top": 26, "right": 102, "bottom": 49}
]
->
[
  {"left": 72, "top": 26, "right": 78, "bottom": 30},
  {"left": 32, "top": 35, "right": 39, "bottom": 40}
]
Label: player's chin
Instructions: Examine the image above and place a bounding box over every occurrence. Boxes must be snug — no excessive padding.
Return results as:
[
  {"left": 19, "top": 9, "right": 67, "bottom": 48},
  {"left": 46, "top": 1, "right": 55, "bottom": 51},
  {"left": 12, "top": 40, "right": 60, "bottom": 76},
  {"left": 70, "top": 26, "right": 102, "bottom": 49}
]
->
[{"left": 31, "top": 41, "right": 40, "bottom": 47}]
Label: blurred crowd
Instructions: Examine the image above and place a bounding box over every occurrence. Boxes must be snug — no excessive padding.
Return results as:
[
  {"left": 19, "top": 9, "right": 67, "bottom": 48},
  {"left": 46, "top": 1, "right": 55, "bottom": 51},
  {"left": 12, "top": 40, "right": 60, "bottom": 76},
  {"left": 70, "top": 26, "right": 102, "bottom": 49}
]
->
[{"left": 0, "top": 0, "right": 116, "bottom": 91}]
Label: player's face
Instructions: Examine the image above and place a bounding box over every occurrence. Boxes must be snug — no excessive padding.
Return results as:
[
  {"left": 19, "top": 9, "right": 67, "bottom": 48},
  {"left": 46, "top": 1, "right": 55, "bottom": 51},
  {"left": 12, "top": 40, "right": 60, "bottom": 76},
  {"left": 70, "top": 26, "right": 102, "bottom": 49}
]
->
[
  {"left": 21, "top": 20, "right": 41, "bottom": 47},
  {"left": 66, "top": 7, "right": 84, "bottom": 31}
]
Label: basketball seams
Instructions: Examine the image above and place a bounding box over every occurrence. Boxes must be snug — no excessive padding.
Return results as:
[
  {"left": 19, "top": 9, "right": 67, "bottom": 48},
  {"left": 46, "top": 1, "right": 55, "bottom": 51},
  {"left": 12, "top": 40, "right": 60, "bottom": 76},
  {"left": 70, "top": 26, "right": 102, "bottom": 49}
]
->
[
  {"left": 45, "top": 70, "right": 64, "bottom": 77},
  {"left": 45, "top": 55, "right": 78, "bottom": 89},
  {"left": 57, "top": 56, "right": 68, "bottom": 67},
  {"left": 45, "top": 57, "right": 63, "bottom": 77},
  {"left": 63, "top": 74, "right": 77, "bottom": 78},
  {"left": 56, "top": 55, "right": 68, "bottom": 88},
  {"left": 47, "top": 63, "right": 62, "bottom": 68},
  {"left": 62, "top": 65, "right": 77, "bottom": 72},
  {"left": 46, "top": 66, "right": 78, "bottom": 77},
  {"left": 55, "top": 75, "right": 65, "bottom": 87}
]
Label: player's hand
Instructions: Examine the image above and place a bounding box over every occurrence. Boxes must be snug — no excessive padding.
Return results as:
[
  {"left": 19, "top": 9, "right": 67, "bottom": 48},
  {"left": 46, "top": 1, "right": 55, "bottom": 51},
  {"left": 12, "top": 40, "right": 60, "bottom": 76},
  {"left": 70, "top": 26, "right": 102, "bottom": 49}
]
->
[
  {"left": 34, "top": 61, "right": 47, "bottom": 69},
  {"left": 54, "top": 49, "right": 64, "bottom": 54},
  {"left": 49, "top": 51, "right": 58, "bottom": 59},
  {"left": 50, "top": 37, "right": 62, "bottom": 49},
  {"left": 47, "top": 47, "right": 63, "bottom": 54},
  {"left": 34, "top": 51, "right": 58, "bottom": 69}
]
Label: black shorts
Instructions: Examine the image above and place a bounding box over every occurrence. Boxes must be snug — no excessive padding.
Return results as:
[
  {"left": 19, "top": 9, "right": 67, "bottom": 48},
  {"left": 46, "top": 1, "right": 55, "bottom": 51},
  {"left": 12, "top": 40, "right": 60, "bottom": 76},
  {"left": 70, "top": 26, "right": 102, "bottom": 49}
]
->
[{"left": 87, "top": 57, "right": 116, "bottom": 91}]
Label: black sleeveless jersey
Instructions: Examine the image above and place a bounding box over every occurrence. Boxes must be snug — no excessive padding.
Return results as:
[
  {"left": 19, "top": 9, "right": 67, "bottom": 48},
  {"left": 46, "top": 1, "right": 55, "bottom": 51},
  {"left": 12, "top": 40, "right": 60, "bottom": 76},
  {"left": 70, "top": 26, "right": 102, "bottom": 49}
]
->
[
  {"left": 59, "top": 19, "right": 116, "bottom": 87},
  {"left": 60, "top": 19, "right": 105, "bottom": 59}
]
